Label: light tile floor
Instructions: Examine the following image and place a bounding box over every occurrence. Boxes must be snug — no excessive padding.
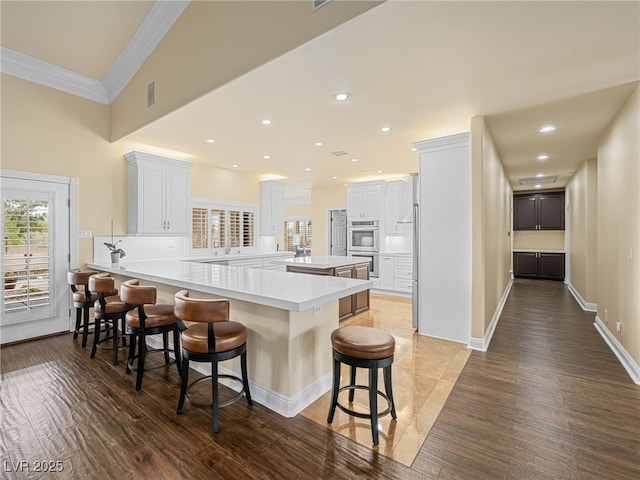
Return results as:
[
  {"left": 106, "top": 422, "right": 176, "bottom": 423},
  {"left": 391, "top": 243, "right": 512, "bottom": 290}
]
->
[{"left": 301, "top": 293, "right": 471, "bottom": 466}]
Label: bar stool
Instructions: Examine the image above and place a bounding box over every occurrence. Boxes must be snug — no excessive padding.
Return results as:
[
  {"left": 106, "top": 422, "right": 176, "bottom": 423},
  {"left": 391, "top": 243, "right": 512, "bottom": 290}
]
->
[
  {"left": 67, "top": 271, "right": 98, "bottom": 347},
  {"left": 174, "top": 290, "right": 252, "bottom": 433},
  {"left": 327, "top": 326, "right": 397, "bottom": 446},
  {"left": 120, "top": 279, "right": 182, "bottom": 391},
  {"left": 88, "top": 273, "right": 131, "bottom": 365}
]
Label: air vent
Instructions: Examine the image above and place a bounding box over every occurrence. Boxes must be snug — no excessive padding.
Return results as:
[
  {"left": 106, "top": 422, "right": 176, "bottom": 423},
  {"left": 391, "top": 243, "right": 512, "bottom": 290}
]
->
[
  {"left": 331, "top": 150, "right": 348, "bottom": 157},
  {"left": 313, "top": 0, "right": 332, "bottom": 11},
  {"left": 519, "top": 175, "right": 557, "bottom": 185},
  {"left": 147, "top": 81, "right": 155, "bottom": 109}
]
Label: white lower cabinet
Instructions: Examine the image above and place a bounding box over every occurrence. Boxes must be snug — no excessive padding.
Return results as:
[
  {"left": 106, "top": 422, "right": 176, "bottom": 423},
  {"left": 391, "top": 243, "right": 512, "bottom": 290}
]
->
[{"left": 376, "top": 253, "right": 412, "bottom": 294}]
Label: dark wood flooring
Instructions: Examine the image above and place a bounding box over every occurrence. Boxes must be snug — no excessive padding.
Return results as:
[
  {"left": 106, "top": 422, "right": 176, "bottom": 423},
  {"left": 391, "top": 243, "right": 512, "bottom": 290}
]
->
[{"left": 1, "top": 279, "right": 638, "bottom": 479}]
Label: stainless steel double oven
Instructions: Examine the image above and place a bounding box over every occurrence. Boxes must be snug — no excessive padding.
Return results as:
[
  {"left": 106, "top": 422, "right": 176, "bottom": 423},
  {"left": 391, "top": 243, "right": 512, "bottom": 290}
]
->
[{"left": 347, "top": 220, "right": 379, "bottom": 278}]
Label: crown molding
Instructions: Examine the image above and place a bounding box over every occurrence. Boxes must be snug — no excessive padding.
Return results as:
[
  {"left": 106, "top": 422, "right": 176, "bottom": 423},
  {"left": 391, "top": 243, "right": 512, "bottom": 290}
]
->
[
  {"left": 103, "top": 0, "right": 190, "bottom": 103},
  {"left": 1, "top": 47, "right": 109, "bottom": 104},
  {"left": 0, "top": 0, "right": 190, "bottom": 105}
]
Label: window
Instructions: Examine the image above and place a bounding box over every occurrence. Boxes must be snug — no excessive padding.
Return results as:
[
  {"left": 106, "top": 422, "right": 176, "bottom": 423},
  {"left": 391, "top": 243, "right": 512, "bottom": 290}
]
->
[
  {"left": 191, "top": 201, "right": 256, "bottom": 251},
  {"left": 284, "top": 220, "right": 312, "bottom": 252}
]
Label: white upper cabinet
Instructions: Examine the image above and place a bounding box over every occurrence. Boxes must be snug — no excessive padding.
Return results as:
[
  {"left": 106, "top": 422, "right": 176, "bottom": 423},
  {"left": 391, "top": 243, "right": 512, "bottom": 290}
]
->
[
  {"left": 346, "top": 182, "right": 383, "bottom": 221},
  {"left": 125, "top": 151, "right": 193, "bottom": 235},
  {"left": 385, "top": 177, "right": 411, "bottom": 234},
  {"left": 261, "top": 180, "right": 286, "bottom": 235}
]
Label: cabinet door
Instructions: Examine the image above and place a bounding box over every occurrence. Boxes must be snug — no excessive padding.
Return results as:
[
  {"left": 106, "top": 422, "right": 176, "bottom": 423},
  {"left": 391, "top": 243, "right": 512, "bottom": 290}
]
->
[
  {"left": 353, "top": 263, "right": 370, "bottom": 314},
  {"left": 347, "top": 189, "right": 364, "bottom": 220},
  {"left": 513, "top": 195, "right": 537, "bottom": 230},
  {"left": 165, "top": 169, "right": 190, "bottom": 234},
  {"left": 139, "top": 165, "right": 165, "bottom": 234},
  {"left": 334, "top": 266, "right": 354, "bottom": 320},
  {"left": 513, "top": 252, "right": 538, "bottom": 278},
  {"left": 538, "top": 193, "right": 564, "bottom": 230},
  {"left": 271, "top": 184, "right": 285, "bottom": 234},
  {"left": 538, "top": 253, "right": 565, "bottom": 280},
  {"left": 379, "top": 256, "right": 394, "bottom": 290},
  {"left": 363, "top": 188, "right": 380, "bottom": 220}
]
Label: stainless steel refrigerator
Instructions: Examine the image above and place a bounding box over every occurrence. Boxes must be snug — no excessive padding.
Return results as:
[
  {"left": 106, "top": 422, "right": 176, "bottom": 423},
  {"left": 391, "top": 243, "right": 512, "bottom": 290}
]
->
[{"left": 410, "top": 172, "right": 419, "bottom": 329}]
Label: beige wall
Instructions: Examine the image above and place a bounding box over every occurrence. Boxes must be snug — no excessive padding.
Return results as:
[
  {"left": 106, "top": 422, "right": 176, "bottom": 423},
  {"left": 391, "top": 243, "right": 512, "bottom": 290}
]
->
[
  {"left": 110, "top": 1, "right": 382, "bottom": 140},
  {"left": 285, "top": 203, "right": 312, "bottom": 218},
  {"left": 310, "top": 184, "right": 347, "bottom": 255},
  {"left": 470, "top": 117, "right": 513, "bottom": 340},
  {"left": 565, "top": 157, "right": 598, "bottom": 303},
  {"left": 1, "top": 75, "right": 264, "bottom": 268},
  {"left": 596, "top": 84, "right": 640, "bottom": 365},
  {"left": 513, "top": 231, "right": 565, "bottom": 251}
]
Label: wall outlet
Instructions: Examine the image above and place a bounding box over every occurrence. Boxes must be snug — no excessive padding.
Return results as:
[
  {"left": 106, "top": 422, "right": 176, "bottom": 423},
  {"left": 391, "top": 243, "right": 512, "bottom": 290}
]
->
[
  {"left": 313, "top": 306, "right": 321, "bottom": 316},
  {"left": 78, "top": 230, "right": 92, "bottom": 238},
  {"left": 616, "top": 321, "right": 622, "bottom": 332}
]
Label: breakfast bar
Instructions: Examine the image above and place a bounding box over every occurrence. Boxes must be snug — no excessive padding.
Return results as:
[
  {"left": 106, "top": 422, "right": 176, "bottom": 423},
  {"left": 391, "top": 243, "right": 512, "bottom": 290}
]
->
[{"left": 86, "top": 259, "right": 371, "bottom": 417}]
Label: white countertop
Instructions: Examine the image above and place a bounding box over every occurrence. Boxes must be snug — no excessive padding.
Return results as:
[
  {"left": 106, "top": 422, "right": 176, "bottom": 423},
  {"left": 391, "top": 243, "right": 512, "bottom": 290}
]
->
[
  {"left": 87, "top": 259, "right": 370, "bottom": 312},
  {"left": 274, "top": 255, "right": 372, "bottom": 268},
  {"left": 513, "top": 249, "right": 565, "bottom": 254},
  {"left": 184, "top": 251, "right": 294, "bottom": 263}
]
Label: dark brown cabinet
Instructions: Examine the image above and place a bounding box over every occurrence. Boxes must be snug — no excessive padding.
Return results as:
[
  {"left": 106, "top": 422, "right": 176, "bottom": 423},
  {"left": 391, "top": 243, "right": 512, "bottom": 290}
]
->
[
  {"left": 514, "top": 192, "right": 565, "bottom": 230},
  {"left": 513, "top": 251, "right": 565, "bottom": 280},
  {"left": 286, "top": 263, "right": 370, "bottom": 320}
]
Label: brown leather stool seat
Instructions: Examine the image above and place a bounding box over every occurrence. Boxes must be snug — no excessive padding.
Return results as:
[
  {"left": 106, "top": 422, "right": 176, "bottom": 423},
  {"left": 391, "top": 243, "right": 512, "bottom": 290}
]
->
[
  {"left": 68, "top": 271, "right": 99, "bottom": 347},
  {"left": 174, "top": 290, "right": 252, "bottom": 433},
  {"left": 89, "top": 273, "right": 130, "bottom": 365},
  {"left": 327, "top": 326, "right": 398, "bottom": 445},
  {"left": 120, "top": 279, "right": 182, "bottom": 391}
]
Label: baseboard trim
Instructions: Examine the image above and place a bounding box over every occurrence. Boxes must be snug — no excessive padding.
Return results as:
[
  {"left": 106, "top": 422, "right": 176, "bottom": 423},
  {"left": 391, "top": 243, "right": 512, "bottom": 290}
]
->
[
  {"left": 567, "top": 283, "right": 597, "bottom": 312},
  {"left": 145, "top": 336, "right": 331, "bottom": 417},
  {"left": 594, "top": 316, "right": 640, "bottom": 385},
  {"left": 469, "top": 278, "right": 513, "bottom": 351}
]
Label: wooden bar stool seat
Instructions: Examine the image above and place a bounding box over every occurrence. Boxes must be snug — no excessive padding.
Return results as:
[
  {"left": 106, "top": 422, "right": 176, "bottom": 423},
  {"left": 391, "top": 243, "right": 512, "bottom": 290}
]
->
[
  {"left": 174, "top": 290, "right": 252, "bottom": 433},
  {"left": 327, "top": 326, "right": 397, "bottom": 446},
  {"left": 89, "top": 273, "right": 130, "bottom": 365},
  {"left": 120, "top": 279, "right": 182, "bottom": 391}
]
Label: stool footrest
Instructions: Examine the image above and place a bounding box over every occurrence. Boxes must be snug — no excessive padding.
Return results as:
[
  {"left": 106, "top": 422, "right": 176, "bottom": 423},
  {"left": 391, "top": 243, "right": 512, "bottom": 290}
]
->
[
  {"left": 185, "top": 374, "right": 247, "bottom": 408},
  {"left": 335, "top": 385, "right": 392, "bottom": 419}
]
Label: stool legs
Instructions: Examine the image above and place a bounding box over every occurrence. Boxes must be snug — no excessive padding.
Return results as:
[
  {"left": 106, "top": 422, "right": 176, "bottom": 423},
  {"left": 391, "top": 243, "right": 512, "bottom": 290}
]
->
[{"left": 326, "top": 353, "right": 397, "bottom": 446}]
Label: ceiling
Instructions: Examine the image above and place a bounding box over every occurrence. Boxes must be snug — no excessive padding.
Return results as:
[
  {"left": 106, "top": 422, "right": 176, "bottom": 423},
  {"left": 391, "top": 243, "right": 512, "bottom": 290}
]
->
[{"left": 2, "top": 1, "right": 639, "bottom": 198}]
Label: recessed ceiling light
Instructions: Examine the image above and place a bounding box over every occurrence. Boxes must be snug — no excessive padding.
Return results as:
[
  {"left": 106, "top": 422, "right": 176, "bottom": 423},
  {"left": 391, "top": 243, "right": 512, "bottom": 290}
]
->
[
  {"left": 381, "top": 126, "right": 392, "bottom": 132},
  {"left": 232, "top": 164, "right": 239, "bottom": 168},
  {"left": 260, "top": 119, "right": 273, "bottom": 126},
  {"left": 314, "top": 142, "right": 324, "bottom": 147},
  {"left": 205, "top": 139, "right": 215, "bottom": 144},
  {"left": 535, "top": 184, "right": 542, "bottom": 188},
  {"left": 332, "top": 176, "right": 338, "bottom": 180},
  {"left": 536, "top": 173, "right": 545, "bottom": 177},
  {"left": 304, "top": 167, "right": 312, "bottom": 172},
  {"left": 539, "top": 125, "right": 556, "bottom": 133},
  {"left": 537, "top": 154, "right": 550, "bottom": 161},
  {"left": 263, "top": 155, "right": 271, "bottom": 160},
  {"left": 333, "top": 92, "right": 350, "bottom": 102},
  {"left": 410, "top": 147, "right": 417, "bottom": 152},
  {"left": 351, "top": 158, "right": 358, "bottom": 163},
  {"left": 376, "top": 170, "right": 383, "bottom": 174}
]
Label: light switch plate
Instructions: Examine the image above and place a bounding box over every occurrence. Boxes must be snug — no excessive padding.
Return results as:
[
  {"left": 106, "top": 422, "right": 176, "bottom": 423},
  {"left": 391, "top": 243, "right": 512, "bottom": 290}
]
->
[{"left": 78, "top": 230, "right": 92, "bottom": 238}]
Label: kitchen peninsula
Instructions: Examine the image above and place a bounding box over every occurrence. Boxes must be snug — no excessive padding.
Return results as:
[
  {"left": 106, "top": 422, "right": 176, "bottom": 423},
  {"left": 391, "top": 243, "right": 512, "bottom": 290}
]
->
[
  {"left": 86, "top": 259, "right": 371, "bottom": 417},
  {"left": 277, "top": 256, "right": 371, "bottom": 320}
]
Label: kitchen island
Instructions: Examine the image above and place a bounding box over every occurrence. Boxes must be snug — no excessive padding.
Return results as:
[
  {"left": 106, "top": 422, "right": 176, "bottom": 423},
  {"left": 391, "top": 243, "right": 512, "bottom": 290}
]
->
[
  {"left": 275, "top": 255, "right": 371, "bottom": 320},
  {"left": 86, "top": 259, "right": 371, "bottom": 417}
]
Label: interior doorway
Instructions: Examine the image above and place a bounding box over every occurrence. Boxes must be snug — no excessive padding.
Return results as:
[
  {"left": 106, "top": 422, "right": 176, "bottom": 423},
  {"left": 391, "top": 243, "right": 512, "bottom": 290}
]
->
[{"left": 328, "top": 209, "right": 347, "bottom": 256}]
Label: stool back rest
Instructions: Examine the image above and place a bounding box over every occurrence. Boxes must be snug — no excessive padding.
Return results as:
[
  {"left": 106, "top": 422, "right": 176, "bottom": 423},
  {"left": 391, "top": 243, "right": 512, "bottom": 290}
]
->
[
  {"left": 88, "top": 273, "right": 114, "bottom": 310},
  {"left": 174, "top": 290, "right": 229, "bottom": 323},
  {"left": 67, "top": 270, "right": 93, "bottom": 297},
  {"left": 120, "top": 279, "right": 157, "bottom": 305},
  {"left": 174, "top": 290, "right": 230, "bottom": 353}
]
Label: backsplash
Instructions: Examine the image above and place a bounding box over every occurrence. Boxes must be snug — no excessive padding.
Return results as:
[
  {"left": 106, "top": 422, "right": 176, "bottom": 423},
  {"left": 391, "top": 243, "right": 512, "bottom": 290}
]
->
[{"left": 93, "top": 236, "right": 189, "bottom": 263}]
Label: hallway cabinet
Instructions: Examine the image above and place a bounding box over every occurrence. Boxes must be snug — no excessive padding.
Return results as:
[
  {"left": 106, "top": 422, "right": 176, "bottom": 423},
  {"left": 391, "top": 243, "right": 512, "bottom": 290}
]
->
[
  {"left": 513, "top": 251, "right": 565, "bottom": 280},
  {"left": 514, "top": 192, "right": 565, "bottom": 230}
]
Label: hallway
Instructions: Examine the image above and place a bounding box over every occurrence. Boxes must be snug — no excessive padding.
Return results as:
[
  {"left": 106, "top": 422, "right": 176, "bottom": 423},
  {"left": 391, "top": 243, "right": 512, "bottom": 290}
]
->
[{"left": 412, "top": 279, "right": 640, "bottom": 479}]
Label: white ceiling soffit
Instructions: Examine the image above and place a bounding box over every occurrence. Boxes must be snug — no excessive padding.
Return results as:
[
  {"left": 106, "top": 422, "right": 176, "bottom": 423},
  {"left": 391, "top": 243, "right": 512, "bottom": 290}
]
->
[{"left": 0, "top": 0, "right": 190, "bottom": 105}]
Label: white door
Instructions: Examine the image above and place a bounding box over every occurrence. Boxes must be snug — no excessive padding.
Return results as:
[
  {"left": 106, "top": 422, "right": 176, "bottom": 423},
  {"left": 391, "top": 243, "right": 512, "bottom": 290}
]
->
[
  {"left": 329, "top": 209, "right": 347, "bottom": 256},
  {"left": 1, "top": 176, "right": 71, "bottom": 344}
]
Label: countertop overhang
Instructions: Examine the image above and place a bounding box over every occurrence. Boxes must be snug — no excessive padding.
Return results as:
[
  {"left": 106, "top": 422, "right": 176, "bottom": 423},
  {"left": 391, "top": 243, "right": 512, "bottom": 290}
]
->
[
  {"left": 274, "top": 255, "right": 373, "bottom": 269},
  {"left": 87, "top": 260, "right": 371, "bottom": 312}
]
